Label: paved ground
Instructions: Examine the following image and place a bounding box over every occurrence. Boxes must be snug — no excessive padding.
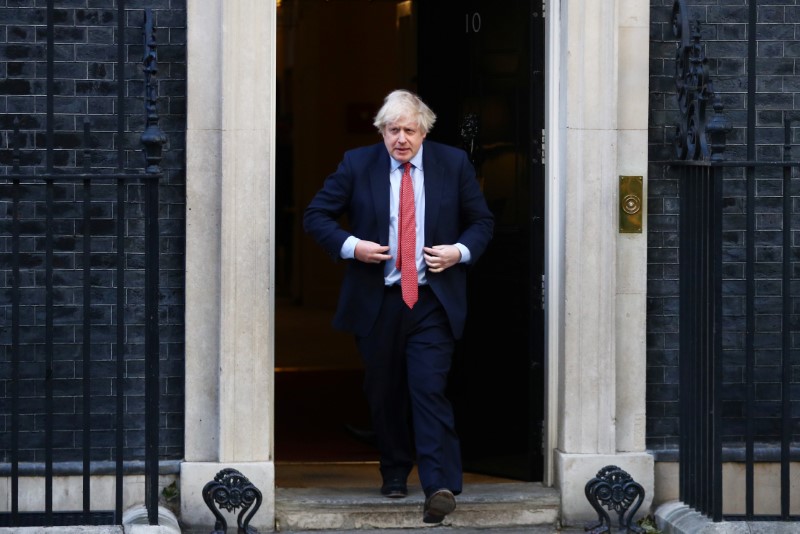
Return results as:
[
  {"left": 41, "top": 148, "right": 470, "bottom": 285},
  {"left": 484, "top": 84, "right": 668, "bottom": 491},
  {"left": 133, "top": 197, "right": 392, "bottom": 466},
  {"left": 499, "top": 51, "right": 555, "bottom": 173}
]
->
[
  {"left": 274, "top": 527, "right": 567, "bottom": 533},
  {"left": 0, "top": 530, "right": 552, "bottom": 534}
]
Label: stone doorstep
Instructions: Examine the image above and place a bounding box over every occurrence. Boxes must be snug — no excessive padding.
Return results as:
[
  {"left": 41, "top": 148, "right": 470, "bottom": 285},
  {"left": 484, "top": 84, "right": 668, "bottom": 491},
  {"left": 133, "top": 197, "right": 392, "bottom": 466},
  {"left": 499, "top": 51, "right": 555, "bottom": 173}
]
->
[{"left": 274, "top": 482, "right": 560, "bottom": 531}]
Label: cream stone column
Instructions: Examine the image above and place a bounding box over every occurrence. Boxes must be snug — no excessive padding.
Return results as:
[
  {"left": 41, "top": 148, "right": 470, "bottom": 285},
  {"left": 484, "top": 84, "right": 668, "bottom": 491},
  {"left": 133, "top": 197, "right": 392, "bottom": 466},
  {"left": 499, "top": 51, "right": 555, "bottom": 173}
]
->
[
  {"left": 615, "top": 0, "right": 650, "bottom": 457},
  {"left": 181, "top": 0, "right": 276, "bottom": 531},
  {"left": 546, "top": 0, "right": 653, "bottom": 526}
]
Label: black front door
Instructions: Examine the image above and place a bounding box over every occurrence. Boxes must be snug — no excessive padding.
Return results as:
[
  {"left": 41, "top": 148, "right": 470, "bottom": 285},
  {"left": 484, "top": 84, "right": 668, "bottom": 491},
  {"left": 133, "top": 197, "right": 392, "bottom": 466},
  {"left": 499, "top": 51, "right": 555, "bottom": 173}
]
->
[{"left": 417, "top": 0, "right": 545, "bottom": 481}]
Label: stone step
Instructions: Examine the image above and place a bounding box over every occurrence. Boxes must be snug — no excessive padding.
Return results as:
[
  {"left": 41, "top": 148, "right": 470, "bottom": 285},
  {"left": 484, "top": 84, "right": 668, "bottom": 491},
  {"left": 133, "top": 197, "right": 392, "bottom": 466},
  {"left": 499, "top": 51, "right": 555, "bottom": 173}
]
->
[{"left": 274, "top": 482, "right": 560, "bottom": 531}]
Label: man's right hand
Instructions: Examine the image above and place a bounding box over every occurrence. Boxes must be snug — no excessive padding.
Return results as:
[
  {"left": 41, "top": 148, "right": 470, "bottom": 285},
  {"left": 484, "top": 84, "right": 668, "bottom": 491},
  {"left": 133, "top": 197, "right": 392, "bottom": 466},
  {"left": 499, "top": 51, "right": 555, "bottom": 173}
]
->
[{"left": 354, "top": 240, "right": 391, "bottom": 264}]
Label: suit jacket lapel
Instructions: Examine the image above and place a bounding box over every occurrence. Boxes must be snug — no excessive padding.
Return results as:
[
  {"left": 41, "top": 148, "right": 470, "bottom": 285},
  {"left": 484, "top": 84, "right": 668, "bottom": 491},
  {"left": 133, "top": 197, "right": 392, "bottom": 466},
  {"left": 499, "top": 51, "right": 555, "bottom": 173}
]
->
[
  {"left": 423, "top": 145, "right": 443, "bottom": 246},
  {"left": 370, "top": 148, "right": 391, "bottom": 246}
]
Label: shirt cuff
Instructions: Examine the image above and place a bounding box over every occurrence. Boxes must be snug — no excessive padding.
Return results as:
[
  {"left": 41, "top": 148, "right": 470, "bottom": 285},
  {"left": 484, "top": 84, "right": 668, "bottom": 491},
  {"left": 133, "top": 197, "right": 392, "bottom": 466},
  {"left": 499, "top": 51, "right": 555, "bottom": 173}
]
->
[
  {"left": 340, "top": 236, "right": 360, "bottom": 259},
  {"left": 454, "top": 242, "right": 471, "bottom": 264}
]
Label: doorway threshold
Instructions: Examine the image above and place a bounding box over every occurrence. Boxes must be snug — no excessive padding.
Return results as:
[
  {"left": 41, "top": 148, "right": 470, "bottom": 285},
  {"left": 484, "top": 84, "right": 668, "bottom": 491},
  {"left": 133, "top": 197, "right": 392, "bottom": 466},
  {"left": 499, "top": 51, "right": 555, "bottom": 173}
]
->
[
  {"left": 276, "top": 461, "right": 519, "bottom": 488},
  {"left": 275, "top": 462, "right": 559, "bottom": 531}
]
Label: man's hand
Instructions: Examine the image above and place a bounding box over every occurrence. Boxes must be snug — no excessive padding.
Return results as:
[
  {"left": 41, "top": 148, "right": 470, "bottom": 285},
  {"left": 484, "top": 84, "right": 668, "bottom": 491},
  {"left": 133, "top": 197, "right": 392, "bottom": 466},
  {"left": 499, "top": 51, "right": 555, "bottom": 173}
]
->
[
  {"left": 355, "top": 240, "right": 391, "bottom": 264},
  {"left": 423, "top": 245, "right": 461, "bottom": 273}
]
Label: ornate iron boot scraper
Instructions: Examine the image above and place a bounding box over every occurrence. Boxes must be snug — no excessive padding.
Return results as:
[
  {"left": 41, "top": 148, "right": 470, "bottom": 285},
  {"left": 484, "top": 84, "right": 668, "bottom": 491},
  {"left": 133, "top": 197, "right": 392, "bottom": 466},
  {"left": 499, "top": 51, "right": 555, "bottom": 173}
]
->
[
  {"left": 203, "top": 468, "right": 263, "bottom": 534},
  {"left": 584, "top": 465, "right": 645, "bottom": 533}
]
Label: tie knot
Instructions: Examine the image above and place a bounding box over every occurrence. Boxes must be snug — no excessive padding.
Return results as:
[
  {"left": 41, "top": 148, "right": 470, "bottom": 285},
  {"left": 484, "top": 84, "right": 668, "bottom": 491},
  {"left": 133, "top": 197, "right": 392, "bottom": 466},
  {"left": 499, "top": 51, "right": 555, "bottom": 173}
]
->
[{"left": 403, "top": 162, "right": 412, "bottom": 173}]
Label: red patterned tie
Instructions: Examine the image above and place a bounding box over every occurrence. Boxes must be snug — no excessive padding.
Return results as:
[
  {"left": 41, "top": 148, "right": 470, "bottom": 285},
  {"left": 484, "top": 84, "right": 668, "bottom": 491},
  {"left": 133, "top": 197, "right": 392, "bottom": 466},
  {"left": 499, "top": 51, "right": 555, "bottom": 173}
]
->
[{"left": 396, "top": 162, "right": 418, "bottom": 309}]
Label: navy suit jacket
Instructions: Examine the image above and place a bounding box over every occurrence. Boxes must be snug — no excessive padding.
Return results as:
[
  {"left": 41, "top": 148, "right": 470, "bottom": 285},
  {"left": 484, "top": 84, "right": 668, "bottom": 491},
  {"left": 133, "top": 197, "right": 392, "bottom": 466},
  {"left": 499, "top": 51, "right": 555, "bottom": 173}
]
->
[{"left": 303, "top": 140, "right": 494, "bottom": 339}]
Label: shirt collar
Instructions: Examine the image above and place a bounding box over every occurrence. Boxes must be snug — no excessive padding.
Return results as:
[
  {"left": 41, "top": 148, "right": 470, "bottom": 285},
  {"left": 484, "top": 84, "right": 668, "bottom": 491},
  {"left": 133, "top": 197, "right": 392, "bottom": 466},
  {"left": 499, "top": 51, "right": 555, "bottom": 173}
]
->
[{"left": 389, "top": 144, "right": 424, "bottom": 173}]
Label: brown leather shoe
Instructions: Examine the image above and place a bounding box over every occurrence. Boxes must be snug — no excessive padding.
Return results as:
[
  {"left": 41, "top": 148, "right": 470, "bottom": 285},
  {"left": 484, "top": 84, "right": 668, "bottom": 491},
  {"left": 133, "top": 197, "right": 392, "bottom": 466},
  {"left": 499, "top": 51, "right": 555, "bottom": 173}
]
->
[{"left": 423, "top": 489, "right": 456, "bottom": 524}]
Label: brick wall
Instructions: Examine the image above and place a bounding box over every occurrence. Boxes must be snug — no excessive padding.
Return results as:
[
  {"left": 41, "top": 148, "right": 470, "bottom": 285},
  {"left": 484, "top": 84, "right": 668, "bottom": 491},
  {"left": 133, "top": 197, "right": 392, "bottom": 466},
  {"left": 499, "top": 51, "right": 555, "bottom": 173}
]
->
[
  {"left": 648, "top": 0, "right": 800, "bottom": 456},
  {"left": 648, "top": 0, "right": 683, "bottom": 457},
  {"left": 0, "top": 0, "right": 185, "bottom": 464}
]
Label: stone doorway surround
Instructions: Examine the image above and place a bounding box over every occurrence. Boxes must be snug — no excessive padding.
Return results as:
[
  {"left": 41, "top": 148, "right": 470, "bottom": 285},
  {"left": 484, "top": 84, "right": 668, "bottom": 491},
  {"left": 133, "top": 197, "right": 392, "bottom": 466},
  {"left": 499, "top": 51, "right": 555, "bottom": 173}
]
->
[
  {"left": 544, "top": 0, "right": 654, "bottom": 526},
  {"left": 181, "top": 0, "right": 276, "bottom": 531},
  {"left": 545, "top": 0, "right": 654, "bottom": 525},
  {"left": 179, "top": 0, "right": 653, "bottom": 530}
]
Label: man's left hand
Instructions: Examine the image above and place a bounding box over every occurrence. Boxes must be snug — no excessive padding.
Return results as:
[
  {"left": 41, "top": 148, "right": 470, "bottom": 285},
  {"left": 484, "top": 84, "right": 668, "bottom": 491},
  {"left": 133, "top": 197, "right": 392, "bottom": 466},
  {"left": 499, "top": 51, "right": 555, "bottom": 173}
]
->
[{"left": 423, "top": 245, "right": 461, "bottom": 273}]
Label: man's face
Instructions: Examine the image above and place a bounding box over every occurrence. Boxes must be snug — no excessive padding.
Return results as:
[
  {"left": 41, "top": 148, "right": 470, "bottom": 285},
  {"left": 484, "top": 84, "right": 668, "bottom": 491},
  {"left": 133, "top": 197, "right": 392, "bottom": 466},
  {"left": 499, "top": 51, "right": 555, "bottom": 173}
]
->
[{"left": 382, "top": 117, "right": 426, "bottom": 163}]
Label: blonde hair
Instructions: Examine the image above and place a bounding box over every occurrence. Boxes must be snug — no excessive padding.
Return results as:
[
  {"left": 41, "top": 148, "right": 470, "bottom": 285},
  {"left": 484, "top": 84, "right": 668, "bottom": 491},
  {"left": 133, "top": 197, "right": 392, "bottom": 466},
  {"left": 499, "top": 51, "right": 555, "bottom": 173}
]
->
[{"left": 373, "top": 90, "right": 436, "bottom": 134}]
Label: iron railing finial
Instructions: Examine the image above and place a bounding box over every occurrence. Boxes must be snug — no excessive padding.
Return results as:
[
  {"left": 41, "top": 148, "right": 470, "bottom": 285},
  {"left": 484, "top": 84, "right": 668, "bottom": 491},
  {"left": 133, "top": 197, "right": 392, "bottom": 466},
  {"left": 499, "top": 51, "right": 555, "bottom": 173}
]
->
[{"left": 141, "top": 9, "right": 167, "bottom": 174}]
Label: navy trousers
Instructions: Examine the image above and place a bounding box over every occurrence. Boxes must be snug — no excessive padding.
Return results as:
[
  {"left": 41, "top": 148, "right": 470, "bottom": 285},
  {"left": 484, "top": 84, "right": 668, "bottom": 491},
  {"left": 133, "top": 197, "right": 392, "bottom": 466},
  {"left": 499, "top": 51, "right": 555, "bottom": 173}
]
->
[{"left": 356, "top": 284, "right": 462, "bottom": 497}]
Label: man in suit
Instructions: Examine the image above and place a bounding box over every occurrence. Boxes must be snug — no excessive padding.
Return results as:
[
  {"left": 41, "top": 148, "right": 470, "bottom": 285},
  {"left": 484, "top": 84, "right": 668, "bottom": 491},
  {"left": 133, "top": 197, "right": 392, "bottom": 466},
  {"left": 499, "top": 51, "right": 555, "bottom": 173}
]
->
[{"left": 304, "top": 90, "right": 493, "bottom": 524}]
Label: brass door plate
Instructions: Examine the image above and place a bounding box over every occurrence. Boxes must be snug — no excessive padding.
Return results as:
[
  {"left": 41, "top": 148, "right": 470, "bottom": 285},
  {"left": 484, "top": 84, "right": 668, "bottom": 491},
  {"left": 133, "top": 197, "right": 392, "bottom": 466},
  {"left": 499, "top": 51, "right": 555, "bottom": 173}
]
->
[{"left": 619, "top": 176, "right": 643, "bottom": 233}]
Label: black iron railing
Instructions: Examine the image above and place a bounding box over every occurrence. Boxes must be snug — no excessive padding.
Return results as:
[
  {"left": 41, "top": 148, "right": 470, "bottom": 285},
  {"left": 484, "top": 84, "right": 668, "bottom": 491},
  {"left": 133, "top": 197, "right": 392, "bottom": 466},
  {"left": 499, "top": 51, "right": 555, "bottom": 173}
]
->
[
  {"left": 1, "top": 4, "right": 165, "bottom": 527},
  {"left": 677, "top": 157, "right": 800, "bottom": 522},
  {"left": 677, "top": 161, "right": 723, "bottom": 520},
  {"left": 672, "top": 0, "right": 800, "bottom": 522}
]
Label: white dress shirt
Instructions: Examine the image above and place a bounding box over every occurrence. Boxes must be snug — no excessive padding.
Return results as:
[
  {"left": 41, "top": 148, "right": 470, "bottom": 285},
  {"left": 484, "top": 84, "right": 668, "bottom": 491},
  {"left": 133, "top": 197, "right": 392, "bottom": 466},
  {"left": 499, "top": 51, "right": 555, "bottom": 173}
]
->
[{"left": 340, "top": 145, "right": 471, "bottom": 285}]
